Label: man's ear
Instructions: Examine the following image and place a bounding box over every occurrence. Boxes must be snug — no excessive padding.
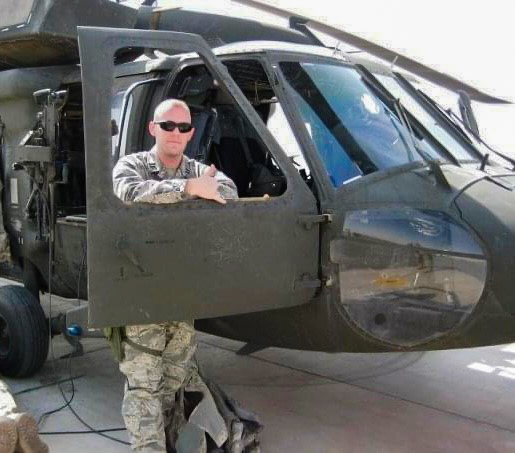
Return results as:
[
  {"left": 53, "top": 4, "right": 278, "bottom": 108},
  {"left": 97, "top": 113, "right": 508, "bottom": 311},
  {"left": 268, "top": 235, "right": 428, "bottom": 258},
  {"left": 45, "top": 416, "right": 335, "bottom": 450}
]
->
[{"left": 148, "top": 121, "right": 156, "bottom": 137}]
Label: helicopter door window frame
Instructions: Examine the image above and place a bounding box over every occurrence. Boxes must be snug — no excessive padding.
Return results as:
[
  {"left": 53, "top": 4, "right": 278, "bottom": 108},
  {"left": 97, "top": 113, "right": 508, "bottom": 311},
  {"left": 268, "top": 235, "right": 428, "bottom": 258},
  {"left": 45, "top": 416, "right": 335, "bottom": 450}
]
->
[
  {"left": 156, "top": 55, "right": 301, "bottom": 201},
  {"left": 78, "top": 27, "right": 321, "bottom": 327},
  {"left": 113, "top": 74, "right": 167, "bottom": 161},
  {"left": 259, "top": 52, "right": 334, "bottom": 203},
  {"left": 265, "top": 52, "right": 345, "bottom": 205}
]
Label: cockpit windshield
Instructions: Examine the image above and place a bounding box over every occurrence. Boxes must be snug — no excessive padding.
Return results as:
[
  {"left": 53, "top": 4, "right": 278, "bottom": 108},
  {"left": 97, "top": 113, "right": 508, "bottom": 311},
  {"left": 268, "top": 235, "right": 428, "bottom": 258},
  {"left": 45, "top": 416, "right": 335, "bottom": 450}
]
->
[
  {"left": 279, "top": 61, "right": 446, "bottom": 187},
  {"left": 375, "top": 75, "right": 481, "bottom": 164}
]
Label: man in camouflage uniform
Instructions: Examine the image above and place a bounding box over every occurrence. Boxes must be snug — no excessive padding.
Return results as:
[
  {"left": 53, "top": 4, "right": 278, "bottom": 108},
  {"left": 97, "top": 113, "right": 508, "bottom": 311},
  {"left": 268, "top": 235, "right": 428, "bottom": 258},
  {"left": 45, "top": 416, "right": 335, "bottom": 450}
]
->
[
  {"left": 112, "top": 99, "right": 238, "bottom": 452},
  {"left": 0, "top": 379, "right": 48, "bottom": 453}
]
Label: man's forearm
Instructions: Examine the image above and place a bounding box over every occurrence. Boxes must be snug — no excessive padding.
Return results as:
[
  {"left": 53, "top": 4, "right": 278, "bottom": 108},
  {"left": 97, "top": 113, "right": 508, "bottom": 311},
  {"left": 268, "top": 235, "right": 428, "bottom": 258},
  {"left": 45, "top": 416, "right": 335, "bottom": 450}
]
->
[
  {"left": 113, "top": 157, "right": 238, "bottom": 204},
  {"left": 114, "top": 171, "right": 190, "bottom": 204}
]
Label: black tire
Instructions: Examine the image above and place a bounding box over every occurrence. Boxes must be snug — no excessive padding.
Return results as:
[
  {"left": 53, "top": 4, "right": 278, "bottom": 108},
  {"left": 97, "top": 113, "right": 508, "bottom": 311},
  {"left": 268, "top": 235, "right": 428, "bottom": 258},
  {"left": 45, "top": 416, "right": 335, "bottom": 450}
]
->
[{"left": 0, "top": 285, "right": 49, "bottom": 377}]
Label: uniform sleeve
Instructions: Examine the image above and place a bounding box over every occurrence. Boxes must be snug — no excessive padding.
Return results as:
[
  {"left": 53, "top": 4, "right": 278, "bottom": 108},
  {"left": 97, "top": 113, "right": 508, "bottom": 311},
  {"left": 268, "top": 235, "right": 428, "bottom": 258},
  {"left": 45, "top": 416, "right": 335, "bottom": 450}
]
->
[
  {"left": 113, "top": 157, "right": 191, "bottom": 204},
  {"left": 196, "top": 162, "right": 239, "bottom": 200},
  {"left": 215, "top": 170, "right": 239, "bottom": 200}
]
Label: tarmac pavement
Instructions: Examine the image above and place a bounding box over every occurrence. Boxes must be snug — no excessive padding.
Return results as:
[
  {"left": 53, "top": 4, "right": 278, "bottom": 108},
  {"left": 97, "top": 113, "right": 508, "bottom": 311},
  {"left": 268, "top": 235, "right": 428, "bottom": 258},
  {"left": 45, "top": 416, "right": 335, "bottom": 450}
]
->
[{"left": 3, "top": 280, "right": 515, "bottom": 452}]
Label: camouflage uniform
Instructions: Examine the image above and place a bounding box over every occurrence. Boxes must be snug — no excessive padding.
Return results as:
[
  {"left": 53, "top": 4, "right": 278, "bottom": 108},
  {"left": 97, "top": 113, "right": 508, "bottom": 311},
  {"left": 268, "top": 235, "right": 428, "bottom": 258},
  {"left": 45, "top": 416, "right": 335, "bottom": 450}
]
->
[
  {"left": 0, "top": 379, "right": 17, "bottom": 453},
  {"left": 0, "top": 379, "right": 49, "bottom": 453},
  {"left": 113, "top": 148, "right": 238, "bottom": 452},
  {"left": 0, "top": 380, "right": 16, "bottom": 419},
  {"left": 113, "top": 147, "right": 238, "bottom": 204}
]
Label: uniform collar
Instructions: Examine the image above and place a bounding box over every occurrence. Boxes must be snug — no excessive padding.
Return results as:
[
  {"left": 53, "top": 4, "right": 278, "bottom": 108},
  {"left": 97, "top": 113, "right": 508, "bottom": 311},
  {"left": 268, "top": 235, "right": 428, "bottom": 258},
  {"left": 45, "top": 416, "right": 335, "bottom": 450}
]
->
[{"left": 148, "top": 146, "right": 193, "bottom": 178}]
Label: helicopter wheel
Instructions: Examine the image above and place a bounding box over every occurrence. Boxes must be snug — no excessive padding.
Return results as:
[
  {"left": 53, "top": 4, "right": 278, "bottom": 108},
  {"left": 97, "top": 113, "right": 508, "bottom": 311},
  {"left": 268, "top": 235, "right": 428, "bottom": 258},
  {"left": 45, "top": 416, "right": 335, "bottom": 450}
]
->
[{"left": 0, "top": 285, "right": 49, "bottom": 377}]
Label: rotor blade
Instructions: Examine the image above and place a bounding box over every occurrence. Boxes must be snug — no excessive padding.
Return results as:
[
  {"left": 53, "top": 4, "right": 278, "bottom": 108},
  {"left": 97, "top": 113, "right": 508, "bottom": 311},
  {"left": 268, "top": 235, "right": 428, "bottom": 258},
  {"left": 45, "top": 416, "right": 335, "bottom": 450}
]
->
[{"left": 233, "top": 0, "right": 510, "bottom": 104}]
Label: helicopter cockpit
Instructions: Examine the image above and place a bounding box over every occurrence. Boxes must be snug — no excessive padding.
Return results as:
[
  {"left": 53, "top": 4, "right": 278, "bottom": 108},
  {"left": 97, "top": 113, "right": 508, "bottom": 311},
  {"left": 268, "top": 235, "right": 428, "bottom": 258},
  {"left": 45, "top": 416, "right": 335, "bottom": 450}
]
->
[
  {"left": 110, "top": 48, "right": 464, "bottom": 199},
  {"left": 50, "top": 40, "right": 508, "bottom": 343}
]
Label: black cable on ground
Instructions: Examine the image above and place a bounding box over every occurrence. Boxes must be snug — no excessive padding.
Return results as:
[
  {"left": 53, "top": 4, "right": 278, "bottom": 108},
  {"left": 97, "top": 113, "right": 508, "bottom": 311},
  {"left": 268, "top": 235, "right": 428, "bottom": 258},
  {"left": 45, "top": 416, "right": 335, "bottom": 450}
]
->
[
  {"left": 25, "top": 182, "right": 76, "bottom": 426},
  {"left": 13, "top": 374, "right": 85, "bottom": 396},
  {"left": 40, "top": 428, "right": 126, "bottom": 435},
  {"left": 34, "top": 186, "right": 129, "bottom": 445}
]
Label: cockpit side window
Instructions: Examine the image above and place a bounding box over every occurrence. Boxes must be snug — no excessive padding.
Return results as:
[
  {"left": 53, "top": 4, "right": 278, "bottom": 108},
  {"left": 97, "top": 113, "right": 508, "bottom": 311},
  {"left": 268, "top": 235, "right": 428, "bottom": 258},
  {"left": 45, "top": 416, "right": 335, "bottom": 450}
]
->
[
  {"left": 112, "top": 74, "right": 161, "bottom": 161},
  {"left": 291, "top": 89, "right": 363, "bottom": 186},
  {"left": 222, "top": 59, "right": 314, "bottom": 190},
  {"left": 266, "top": 102, "right": 310, "bottom": 178}
]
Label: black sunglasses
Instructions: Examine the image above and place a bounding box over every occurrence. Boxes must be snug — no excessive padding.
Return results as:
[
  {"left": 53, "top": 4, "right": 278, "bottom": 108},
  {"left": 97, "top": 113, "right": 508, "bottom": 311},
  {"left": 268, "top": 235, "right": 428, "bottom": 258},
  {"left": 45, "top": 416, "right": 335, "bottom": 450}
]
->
[{"left": 154, "top": 121, "right": 193, "bottom": 133}]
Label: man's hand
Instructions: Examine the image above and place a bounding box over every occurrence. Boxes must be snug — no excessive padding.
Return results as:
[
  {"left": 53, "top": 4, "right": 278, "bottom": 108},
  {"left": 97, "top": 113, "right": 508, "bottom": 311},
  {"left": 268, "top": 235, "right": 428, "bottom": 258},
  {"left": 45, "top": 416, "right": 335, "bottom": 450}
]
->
[{"left": 185, "top": 164, "right": 226, "bottom": 204}]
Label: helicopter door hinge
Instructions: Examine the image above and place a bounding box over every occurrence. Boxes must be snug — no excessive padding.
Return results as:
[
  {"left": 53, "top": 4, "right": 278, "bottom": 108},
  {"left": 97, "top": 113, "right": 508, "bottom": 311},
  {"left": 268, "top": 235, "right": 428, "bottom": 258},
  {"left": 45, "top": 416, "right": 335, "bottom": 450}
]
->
[
  {"left": 298, "top": 213, "right": 333, "bottom": 230},
  {"left": 294, "top": 274, "right": 321, "bottom": 290}
]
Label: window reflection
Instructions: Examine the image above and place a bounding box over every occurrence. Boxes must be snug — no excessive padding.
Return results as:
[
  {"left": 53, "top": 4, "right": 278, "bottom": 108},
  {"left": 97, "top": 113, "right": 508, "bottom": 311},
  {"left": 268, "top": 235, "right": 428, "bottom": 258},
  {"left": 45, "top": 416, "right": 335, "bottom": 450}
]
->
[
  {"left": 280, "top": 62, "right": 445, "bottom": 187},
  {"left": 266, "top": 102, "right": 311, "bottom": 177},
  {"left": 331, "top": 208, "right": 487, "bottom": 346},
  {"left": 376, "top": 75, "right": 477, "bottom": 162}
]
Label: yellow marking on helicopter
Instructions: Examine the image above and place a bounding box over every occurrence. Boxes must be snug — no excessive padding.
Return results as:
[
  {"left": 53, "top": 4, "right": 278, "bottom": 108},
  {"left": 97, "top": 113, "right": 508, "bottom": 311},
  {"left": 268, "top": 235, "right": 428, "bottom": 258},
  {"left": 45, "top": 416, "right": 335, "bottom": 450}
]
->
[{"left": 373, "top": 274, "right": 410, "bottom": 287}]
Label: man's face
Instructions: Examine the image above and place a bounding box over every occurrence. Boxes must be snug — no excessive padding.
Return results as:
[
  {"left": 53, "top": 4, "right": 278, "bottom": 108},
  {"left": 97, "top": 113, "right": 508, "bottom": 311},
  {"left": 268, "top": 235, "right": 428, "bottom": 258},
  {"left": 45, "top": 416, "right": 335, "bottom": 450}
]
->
[{"left": 148, "top": 106, "right": 194, "bottom": 161}]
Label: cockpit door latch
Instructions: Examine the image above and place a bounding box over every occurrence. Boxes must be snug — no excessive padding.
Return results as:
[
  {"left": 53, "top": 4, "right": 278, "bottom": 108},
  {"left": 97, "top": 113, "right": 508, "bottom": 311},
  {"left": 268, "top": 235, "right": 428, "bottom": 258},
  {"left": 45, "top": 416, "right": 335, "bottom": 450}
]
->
[{"left": 298, "top": 213, "right": 333, "bottom": 230}]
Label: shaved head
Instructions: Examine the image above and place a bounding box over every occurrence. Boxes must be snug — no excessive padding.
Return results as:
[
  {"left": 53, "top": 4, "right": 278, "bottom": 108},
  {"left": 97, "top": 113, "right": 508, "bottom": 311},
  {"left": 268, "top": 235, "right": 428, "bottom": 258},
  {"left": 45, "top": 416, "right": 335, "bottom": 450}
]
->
[
  {"left": 153, "top": 99, "right": 191, "bottom": 122},
  {"left": 149, "top": 98, "right": 195, "bottom": 168}
]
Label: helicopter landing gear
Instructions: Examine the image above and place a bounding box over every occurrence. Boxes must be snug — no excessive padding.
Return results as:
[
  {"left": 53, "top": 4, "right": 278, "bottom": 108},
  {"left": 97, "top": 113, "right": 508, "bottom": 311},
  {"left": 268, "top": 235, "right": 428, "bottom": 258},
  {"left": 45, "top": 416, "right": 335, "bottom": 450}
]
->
[
  {"left": 0, "top": 285, "right": 49, "bottom": 377},
  {"left": 22, "top": 259, "right": 41, "bottom": 302}
]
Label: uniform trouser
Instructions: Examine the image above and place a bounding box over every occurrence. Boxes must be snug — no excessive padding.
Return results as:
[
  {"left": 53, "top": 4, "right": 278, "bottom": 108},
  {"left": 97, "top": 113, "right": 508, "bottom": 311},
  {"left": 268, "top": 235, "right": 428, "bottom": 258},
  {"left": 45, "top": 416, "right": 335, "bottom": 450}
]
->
[{"left": 119, "top": 321, "right": 197, "bottom": 452}]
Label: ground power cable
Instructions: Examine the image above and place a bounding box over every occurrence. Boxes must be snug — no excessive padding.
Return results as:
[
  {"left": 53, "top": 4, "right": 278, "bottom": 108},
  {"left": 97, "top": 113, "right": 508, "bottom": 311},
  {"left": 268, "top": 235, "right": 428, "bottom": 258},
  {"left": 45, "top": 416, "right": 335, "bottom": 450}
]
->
[{"left": 33, "top": 187, "right": 129, "bottom": 445}]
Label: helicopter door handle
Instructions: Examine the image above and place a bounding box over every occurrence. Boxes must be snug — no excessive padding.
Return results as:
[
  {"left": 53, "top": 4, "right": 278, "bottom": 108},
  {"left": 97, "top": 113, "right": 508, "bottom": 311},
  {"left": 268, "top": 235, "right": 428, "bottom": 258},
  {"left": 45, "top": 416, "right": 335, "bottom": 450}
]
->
[
  {"left": 298, "top": 214, "right": 333, "bottom": 230},
  {"left": 294, "top": 274, "right": 321, "bottom": 290}
]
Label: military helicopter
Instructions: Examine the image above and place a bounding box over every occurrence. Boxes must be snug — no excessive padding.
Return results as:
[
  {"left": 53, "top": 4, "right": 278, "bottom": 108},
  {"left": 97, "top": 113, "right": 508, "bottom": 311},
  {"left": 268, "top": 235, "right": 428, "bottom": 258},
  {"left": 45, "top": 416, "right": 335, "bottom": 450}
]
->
[{"left": 0, "top": 0, "right": 514, "bottom": 378}]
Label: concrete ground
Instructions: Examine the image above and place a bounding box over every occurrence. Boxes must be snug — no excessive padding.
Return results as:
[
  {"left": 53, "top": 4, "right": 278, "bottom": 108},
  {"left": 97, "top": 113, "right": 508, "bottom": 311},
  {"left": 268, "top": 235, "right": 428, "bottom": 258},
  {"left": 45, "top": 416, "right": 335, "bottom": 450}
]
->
[{"left": 4, "top": 280, "right": 515, "bottom": 452}]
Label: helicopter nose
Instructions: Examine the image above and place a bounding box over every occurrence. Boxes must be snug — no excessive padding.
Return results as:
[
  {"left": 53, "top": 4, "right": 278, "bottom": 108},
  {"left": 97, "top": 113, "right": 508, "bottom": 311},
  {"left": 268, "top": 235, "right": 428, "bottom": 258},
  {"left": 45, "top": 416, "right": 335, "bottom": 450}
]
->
[
  {"left": 454, "top": 174, "right": 515, "bottom": 318},
  {"left": 329, "top": 169, "right": 515, "bottom": 350},
  {"left": 332, "top": 203, "right": 488, "bottom": 348}
]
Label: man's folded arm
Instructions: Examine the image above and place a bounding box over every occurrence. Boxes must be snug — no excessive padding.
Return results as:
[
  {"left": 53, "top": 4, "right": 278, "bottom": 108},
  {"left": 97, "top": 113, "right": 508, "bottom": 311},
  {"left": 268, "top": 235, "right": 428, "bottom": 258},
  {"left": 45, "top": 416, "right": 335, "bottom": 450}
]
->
[
  {"left": 215, "top": 171, "right": 239, "bottom": 199},
  {"left": 194, "top": 162, "right": 239, "bottom": 199},
  {"left": 113, "top": 160, "right": 189, "bottom": 204}
]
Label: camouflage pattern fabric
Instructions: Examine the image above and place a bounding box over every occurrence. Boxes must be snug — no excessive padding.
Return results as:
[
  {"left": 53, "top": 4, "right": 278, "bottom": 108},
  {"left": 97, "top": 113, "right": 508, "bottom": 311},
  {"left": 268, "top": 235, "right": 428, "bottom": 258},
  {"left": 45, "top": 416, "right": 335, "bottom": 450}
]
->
[
  {"left": 114, "top": 150, "right": 238, "bottom": 451},
  {"left": 0, "top": 380, "right": 16, "bottom": 418},
  {"left": 113, "top": 147, "right": 238, "bottom": 204},
  {"left": 0, "top": 380, "right": 49, "bottom": 453},
  {"left": 119, "top": 322, "right": 228, "bottom": 452}
]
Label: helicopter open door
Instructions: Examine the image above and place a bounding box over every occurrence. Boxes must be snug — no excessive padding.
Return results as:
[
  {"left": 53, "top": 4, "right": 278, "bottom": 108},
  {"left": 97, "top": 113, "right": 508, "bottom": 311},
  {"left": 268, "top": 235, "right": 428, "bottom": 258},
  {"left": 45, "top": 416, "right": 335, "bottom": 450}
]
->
[{"left": 78, "top": 27, "right": 320, "bottom": 328}]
